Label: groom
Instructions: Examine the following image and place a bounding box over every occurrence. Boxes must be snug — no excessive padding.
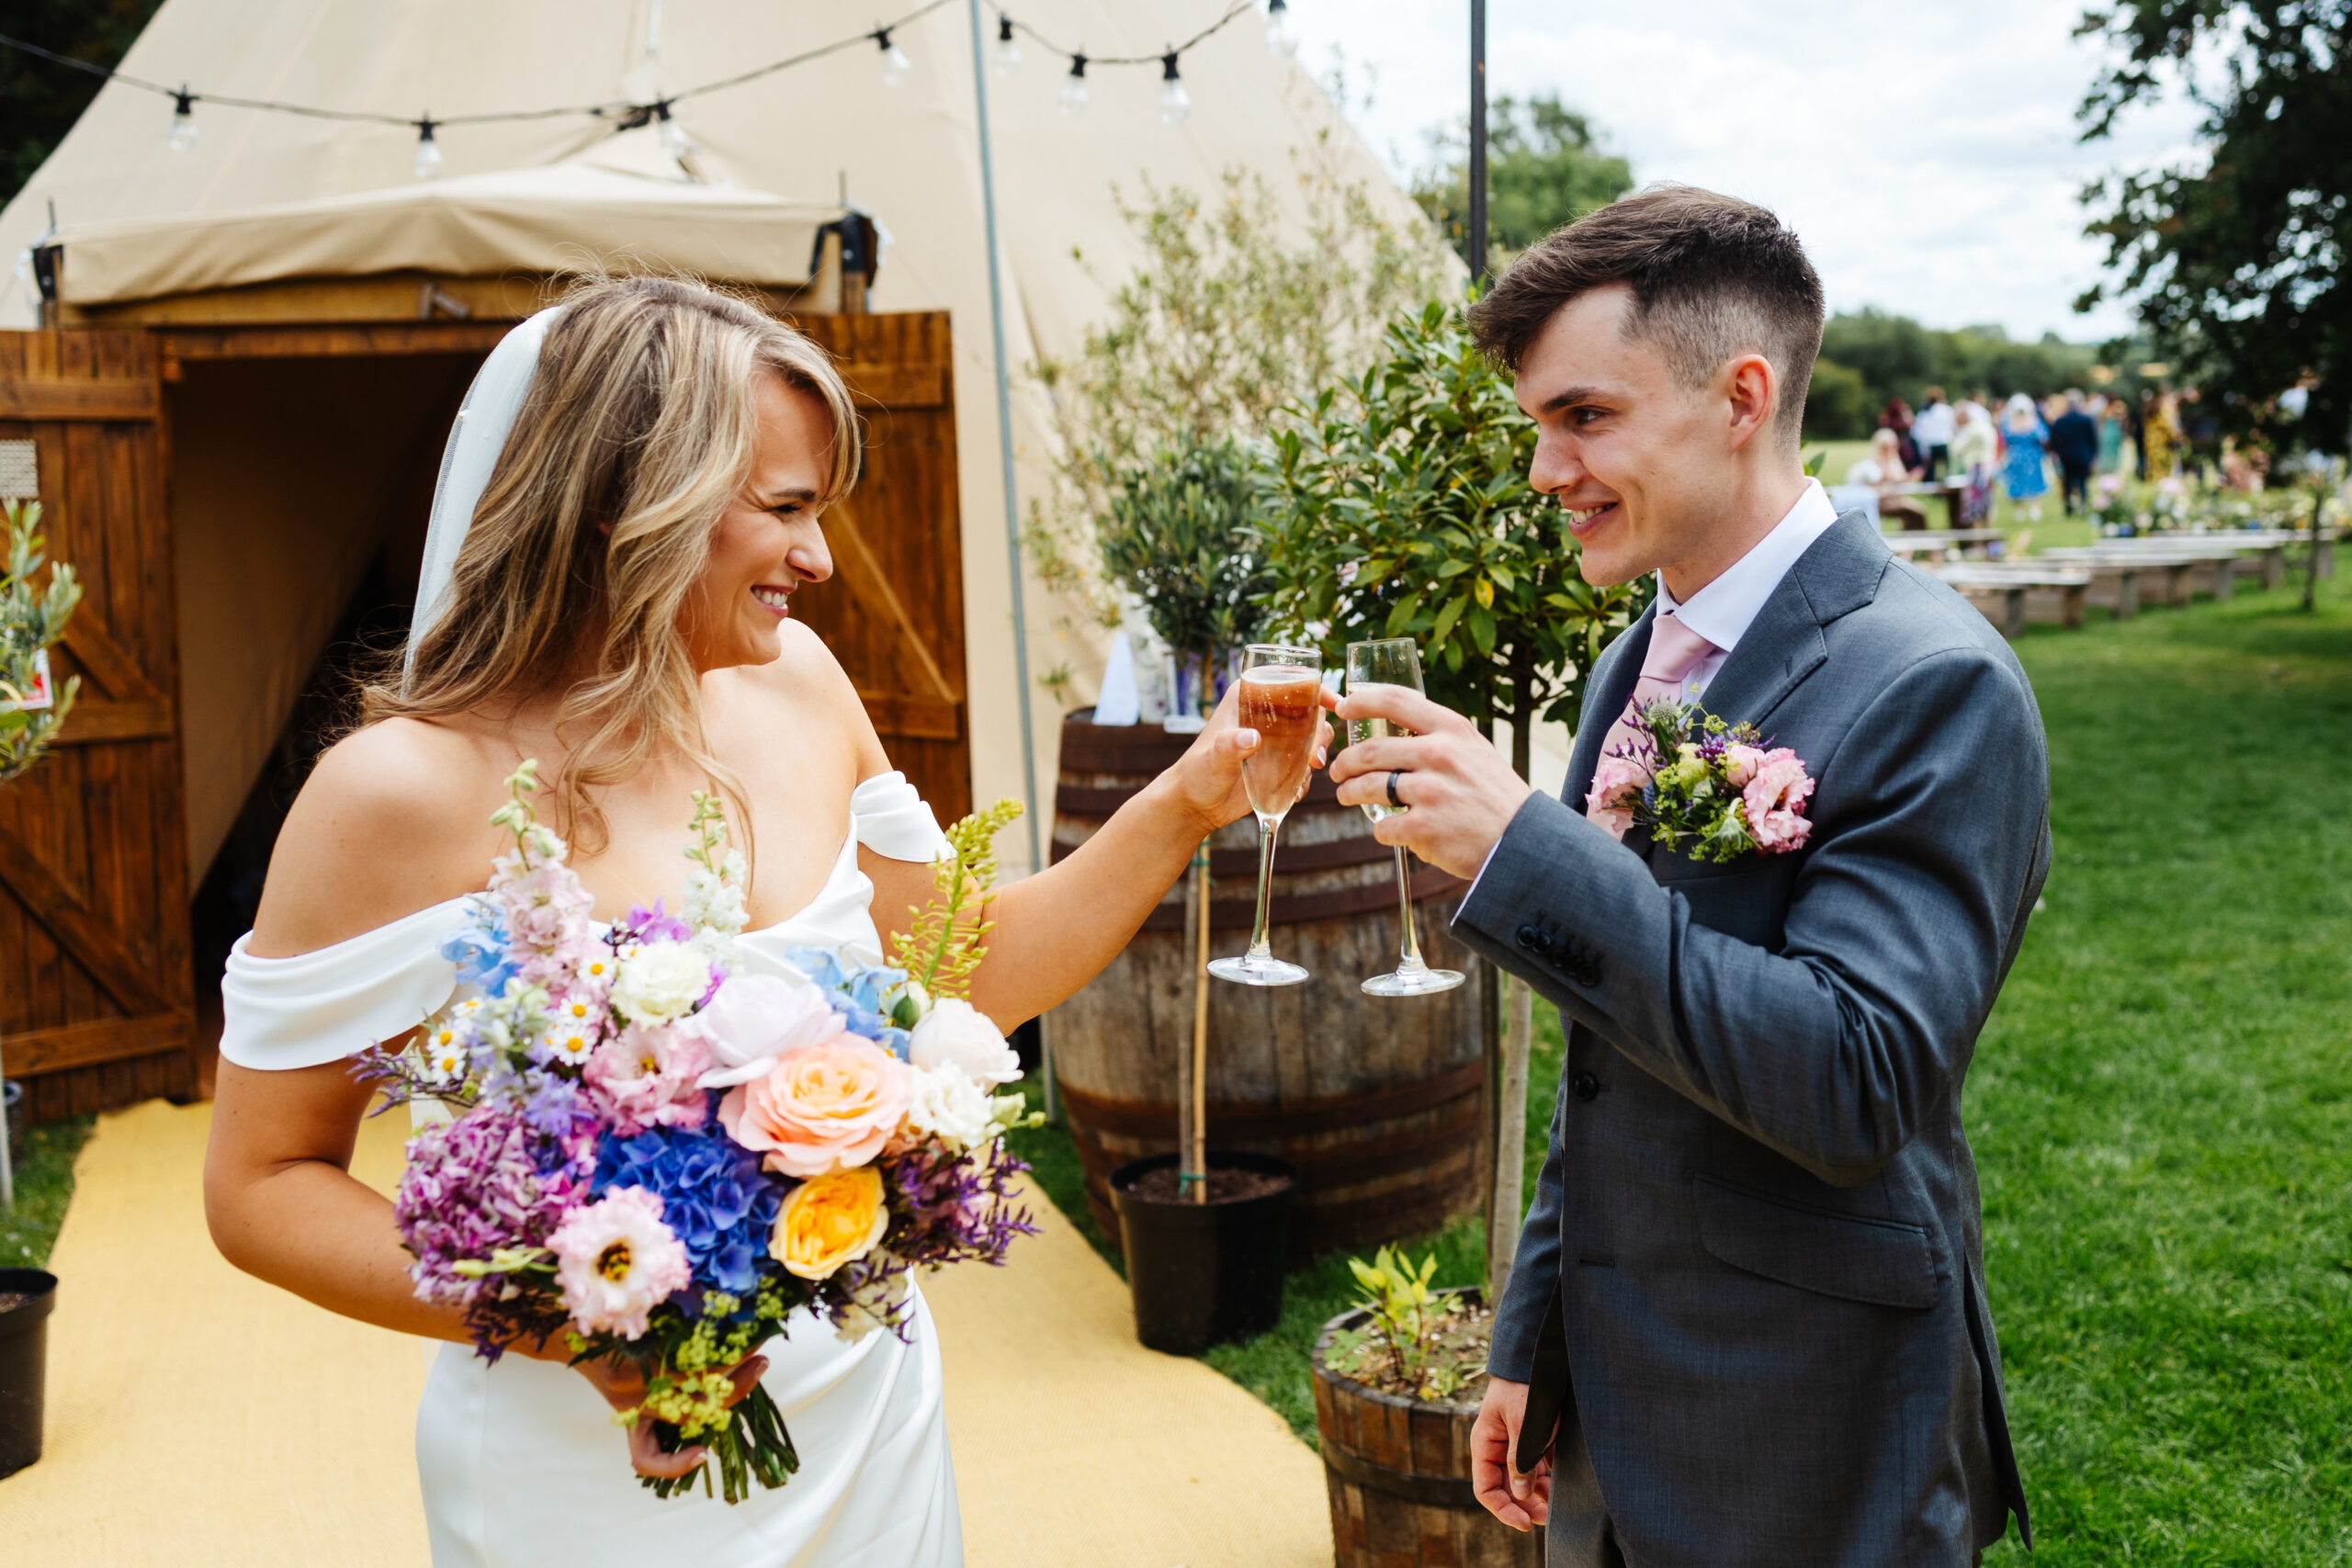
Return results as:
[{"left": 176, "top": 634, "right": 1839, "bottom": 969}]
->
[{"left": 1329, "top": 186, "right": 2045, "bottom": 1567}]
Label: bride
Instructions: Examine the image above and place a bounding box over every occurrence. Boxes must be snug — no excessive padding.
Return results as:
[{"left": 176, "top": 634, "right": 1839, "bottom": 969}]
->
[{"left": 202, "top": 276, "right": 1305, "bottom": 1566}]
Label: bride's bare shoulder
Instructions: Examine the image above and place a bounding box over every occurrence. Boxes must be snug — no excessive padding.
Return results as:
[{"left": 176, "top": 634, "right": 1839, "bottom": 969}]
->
[
  {"left": 246, "top": 718, "right": 511, "bottom": 957},
  {"left": 718, "top": 620, "right": 888, "bottom": 773}
]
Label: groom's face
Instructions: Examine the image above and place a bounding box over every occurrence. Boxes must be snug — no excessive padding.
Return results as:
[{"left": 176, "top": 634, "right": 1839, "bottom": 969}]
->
[{"left": 1515, "top": 283, "right": 1736, "bottom": 589}]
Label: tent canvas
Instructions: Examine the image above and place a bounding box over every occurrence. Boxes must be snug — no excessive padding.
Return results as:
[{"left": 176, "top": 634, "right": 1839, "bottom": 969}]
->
[{"left": 0, "top": 0, "right": 1433, "bottom": 875}]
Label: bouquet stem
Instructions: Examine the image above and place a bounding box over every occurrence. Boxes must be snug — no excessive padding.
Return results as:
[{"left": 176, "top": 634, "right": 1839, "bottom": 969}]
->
[{"left": 641, "top": 1383, "right": 800, "bottom": 1504}]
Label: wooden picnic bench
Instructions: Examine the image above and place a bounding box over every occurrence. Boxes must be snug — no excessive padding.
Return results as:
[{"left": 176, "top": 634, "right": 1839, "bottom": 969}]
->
[
  {"left": 1933, "top": 562, "right": 2092, "bottom": 638},
  {"left": 1883, "top": 478, "right": 1973, "bottom": 531},
  {"left": 1883, "top": 527, "right": 2007, "bottom": 561}
]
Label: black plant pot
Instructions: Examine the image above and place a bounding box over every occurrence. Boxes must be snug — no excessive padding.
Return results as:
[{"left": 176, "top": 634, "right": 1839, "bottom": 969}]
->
[
  {"left": 0, "top": 1268, "right": 57, "bottom": 1478},
  {"left": 1110, "top": 1150, "right": 1297, "bottom": 1355}
]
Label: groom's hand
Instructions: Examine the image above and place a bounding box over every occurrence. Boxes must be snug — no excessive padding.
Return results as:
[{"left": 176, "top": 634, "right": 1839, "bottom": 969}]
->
[
  {"left": 1329, "top": 685, "right": 1532, "bottom": 879},
  {"left": 1471, "top": 1375, "right": 1552, "bottom": 1531}
]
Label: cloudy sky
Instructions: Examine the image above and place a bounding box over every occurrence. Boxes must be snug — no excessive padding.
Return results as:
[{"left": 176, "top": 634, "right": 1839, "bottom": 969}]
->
[{"left": 1283, "top": 0, "right": 2209, "bottom": 344}]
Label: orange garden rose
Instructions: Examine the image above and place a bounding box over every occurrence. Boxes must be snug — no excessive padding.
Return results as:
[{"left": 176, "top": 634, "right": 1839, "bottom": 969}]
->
[
  {"left": 718, "top": 1033, "right": 912, "bottom": 1178},
  {"left": 771, "top": 1167, "right": 889, "bottom": 1280}
]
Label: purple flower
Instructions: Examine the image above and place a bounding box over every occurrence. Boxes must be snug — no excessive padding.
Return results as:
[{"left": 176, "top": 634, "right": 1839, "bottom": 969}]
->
[
  {"left": 618, "top": 898, "right": 692, "bottom": 947},
  {"left": 395, "top": 1104, "right": 590, "bottom": 1353}
]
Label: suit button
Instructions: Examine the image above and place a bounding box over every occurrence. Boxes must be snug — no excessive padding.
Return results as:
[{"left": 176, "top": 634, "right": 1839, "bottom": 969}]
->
[
  {"left": 1574, "top": 1072, "right": 1600, "bottom": 1102},
  {"left": 1516, "top": 924, "right": 1540, "bottom": 951}
]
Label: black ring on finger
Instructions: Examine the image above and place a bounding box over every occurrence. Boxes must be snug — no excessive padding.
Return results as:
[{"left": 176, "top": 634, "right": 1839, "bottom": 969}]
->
[{"left": 1386, "top": 770, "right": 1405, "bottom": 809}]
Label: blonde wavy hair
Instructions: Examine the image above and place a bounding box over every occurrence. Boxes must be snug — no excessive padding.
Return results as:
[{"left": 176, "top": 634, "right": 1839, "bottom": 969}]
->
[{"left": 364, "top": 275, "right": 861, "bottom": 861}]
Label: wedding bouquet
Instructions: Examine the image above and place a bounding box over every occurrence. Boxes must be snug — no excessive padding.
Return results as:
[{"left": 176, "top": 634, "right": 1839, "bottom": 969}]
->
[
  {"left": 1585, "top": 697, "right": 1815, "bottom": 860},
  {"left": 365, "top": 764, "right": 1035, "bottom": 1503}
]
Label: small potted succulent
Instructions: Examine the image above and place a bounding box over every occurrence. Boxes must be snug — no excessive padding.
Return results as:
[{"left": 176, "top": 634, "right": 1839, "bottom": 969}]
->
[{"left": 1311, "top": 1247, "right": 1539, "bottom": 1567}]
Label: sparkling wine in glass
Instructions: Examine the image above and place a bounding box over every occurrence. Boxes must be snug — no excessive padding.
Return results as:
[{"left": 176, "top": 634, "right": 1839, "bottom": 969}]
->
[
  {"left": 1206, "top": 644, "right": 1324, "bottom": 987},
  {"left": 1346, "top": 638, "right": 1465, "bottom": 998}
]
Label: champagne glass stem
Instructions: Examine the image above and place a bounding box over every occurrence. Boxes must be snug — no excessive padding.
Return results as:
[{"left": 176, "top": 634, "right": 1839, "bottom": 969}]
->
[
  {"left": 1392, "top": 844, "right": 1428, "bottom": 974},
  {"left": 1246, "top": 811, "right": 1282, "bottom": 958}
]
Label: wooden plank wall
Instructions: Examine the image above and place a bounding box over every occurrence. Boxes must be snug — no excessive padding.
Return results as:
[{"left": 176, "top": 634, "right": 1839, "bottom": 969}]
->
[
  {"left": 790, "top": 311, "right": 972, "bottom": 825},
  {"left": 0, "top": 329, "right": 195, "bottom": 1119}
]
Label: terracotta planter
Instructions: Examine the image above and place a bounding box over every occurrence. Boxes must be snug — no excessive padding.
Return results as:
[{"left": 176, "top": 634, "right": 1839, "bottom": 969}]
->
[{"left": 1311, "top": 1294, "right": 1541, "bottom": 1568}]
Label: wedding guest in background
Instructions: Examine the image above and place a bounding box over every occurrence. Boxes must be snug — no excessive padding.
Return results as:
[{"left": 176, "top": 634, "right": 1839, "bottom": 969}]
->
[
  {"left": 2098, "top": 396, "right": 2129, "bottom": 474},
  {"left": 2047, "top": 389, "right": 2100, "bottom": 516},
  {"left": 2002, "top": 391, "right": 2052, "bottom": 521},
  {"left": 1879, "top": 395, "right": 1920, "bottom": 471},
  {"left": 2143, "top": 390, "right": 2180, "bottom": 480},
  {"left": 1911, "top": 386, "right": 1957, "bottom": 481},
  {"left": 1846, "top": 427, "right": 1928, "bottom": 528},
  {"left": 1953, "top": 400, "right": 2000, "bottom": 525},
  {"left": 2180, "top": 388, "right": 2222, "bottom": 485}
]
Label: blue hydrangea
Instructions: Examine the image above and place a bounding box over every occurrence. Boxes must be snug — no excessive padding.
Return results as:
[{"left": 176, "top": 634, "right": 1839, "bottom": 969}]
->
[
  {"left": 786, "top": 946, "right": 912, "bottom": 1058},
  {"left": 442, "top": 901, "right": 516, "bottom": 994},
  {"left": 594, "top": 1120, "right": 784, "bottom": 1300}
]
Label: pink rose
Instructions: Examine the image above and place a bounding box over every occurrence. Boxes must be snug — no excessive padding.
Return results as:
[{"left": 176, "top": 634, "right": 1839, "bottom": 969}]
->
[
  {"left": 1583, "top": 754, "right": 1649, "bottom": 841},
  {"left": 1741, "top": 750, "right": 1815, "bottom": 853},
  {"left": 719, "top": 1034, "right": 912, "bottom": 1178},
  {"left": 692, "top": 972, "right": 844, "bottom": 1089},
  {"left": 1721, "top": 742, "right": 1769, "bottom": 788},
  {"left": 583, "top": 1022, "right": 714, "bottom": 1135}
]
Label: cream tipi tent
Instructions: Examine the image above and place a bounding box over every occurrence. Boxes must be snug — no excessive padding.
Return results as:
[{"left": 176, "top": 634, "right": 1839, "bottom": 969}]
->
[{"left": 0, "top": 0, "right": 1430, "bottom": 875}]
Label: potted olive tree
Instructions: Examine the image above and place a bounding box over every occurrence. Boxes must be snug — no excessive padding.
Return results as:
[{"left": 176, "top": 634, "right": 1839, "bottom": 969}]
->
[
  {"left": 1095, "top": 437, "right": 1300, "bottom": 1352},
  {"left": 0, "top": 498, "right": 79, "bottom": 1477},
  {"left": 1312, "top": 1247, "right": 1538, "bottom": 1566},
  {"left": 1261, "top": 299, "right": 1645, "bottom": 1301}
]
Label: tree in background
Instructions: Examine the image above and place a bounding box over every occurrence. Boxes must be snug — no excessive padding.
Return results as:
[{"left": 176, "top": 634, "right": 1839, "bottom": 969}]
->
[
  {"left": 1023, "top": 125, "right": 1450, "bottom": 670},
  {"left": 1804, "top": 309, "right": 2111, "bottom": 440},
  {"left": 2075, "top": 2, "right": 2352, "bottom": 468},
  {"left": 1094, "top": 436, "right": 1272, "bottom": 715},
  {"left": 0, "top": 1, "right": 166, "bottom": 206},
  {"left": 1412, "top": 95, "right": 1634, "bottom": 276}
]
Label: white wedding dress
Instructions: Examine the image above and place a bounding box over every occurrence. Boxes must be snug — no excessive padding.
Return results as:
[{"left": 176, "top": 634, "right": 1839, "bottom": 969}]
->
[{"left": 219, "top": 773, "right": 964, "bottom": 1568}]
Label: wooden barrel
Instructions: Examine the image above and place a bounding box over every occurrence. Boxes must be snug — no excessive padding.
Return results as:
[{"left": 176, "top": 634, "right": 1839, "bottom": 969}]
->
[
  {"left": 1047, "top": 709, "right": 1485, "bottom": 1261},
  {"left": 1312, "top": 1299, "right": 1540, "bottom": 1567}
]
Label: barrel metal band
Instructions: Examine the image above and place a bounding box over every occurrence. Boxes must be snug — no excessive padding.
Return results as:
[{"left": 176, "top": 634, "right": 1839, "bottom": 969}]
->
[
  {"left": 1055, "top": 1060, "right": 1484, "bottom": 1141},
  {"left": 1319, "top": 1441, "right": 1480, "bottom": 1510}
]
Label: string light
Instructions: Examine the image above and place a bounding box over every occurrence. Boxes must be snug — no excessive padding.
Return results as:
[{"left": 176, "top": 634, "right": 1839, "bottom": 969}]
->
[
  {"left": 1158, "top": 53, "right": 1190, "bottom": 127},
  {"left": 876, "top": 27, "right": 912, "bottom": 87},
  {"left": 1264, "top": 0, "right": 1298, "bottom": 58},
  {"left": 166, "top": 86, "right": 197, "bottom": 152},
  {"left": 654, "top": 101, "right": 692, "bottom": 159},
  {"left": 0, "top": 1, "right": 1261, "bottom": 162}
]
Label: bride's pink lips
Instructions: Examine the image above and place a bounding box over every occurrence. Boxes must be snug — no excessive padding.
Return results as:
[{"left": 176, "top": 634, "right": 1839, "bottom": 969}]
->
[{"left": 752, "top": 582, "right": 796, "bottom": 620}]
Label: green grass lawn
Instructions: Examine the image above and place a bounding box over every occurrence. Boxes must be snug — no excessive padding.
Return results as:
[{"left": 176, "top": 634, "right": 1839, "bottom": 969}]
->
[
  {"left": 1, "top": 1115, "right": 92, "bottom": 1269},
  {"left": 1017, "top": 568, "right": 2352, "bottom": 1562}
]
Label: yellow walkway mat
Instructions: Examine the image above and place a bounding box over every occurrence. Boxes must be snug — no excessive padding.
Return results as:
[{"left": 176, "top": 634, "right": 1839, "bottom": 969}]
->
[{"left": 0, "top": 1100, "right": 1332, "bottom": 1567}]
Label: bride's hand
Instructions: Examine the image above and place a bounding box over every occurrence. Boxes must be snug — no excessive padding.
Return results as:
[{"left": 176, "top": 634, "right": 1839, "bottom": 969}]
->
[
  {"left": 572, "top": 1353, "right": 772, "bottom": 1480},
  {"left": 1154, "top": 678, "right": 1337, "bottom": 838}
]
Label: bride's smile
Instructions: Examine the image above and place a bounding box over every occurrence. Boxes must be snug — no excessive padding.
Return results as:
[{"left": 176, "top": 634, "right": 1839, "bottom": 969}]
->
[{"left": 684, "top": 373, "right": 837, "bottom": 671}]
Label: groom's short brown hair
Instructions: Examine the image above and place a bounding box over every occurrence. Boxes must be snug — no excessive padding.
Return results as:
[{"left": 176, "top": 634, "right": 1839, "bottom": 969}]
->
[{"left": 1469, "top": 185, "right": 1825, "bottom": 448}]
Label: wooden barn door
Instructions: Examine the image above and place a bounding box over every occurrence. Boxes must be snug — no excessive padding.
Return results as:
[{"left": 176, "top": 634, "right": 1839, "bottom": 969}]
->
[
  {"left": 0, "top": 330, "right": 194, "bottom": 1120},
  {"left": 790, "top": 312, "right": 971, "bottom": 824}
]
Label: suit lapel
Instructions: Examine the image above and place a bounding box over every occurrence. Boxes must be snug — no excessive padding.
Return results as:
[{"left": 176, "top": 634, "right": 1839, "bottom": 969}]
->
[
  {"left": 1561, "top": 604, "right": 1655, "bottom": 807},
  {"left": 1689, "top": 512, "right": 1890, "bottom": 732}
]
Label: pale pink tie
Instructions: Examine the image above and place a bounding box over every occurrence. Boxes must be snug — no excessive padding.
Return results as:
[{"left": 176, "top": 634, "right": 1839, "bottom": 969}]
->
[{"left": 1591, "top": 612, "right": 1717, "bottom": 785}]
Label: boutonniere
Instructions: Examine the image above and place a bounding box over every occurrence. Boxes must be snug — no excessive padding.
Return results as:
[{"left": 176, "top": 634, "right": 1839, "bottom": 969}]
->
[{"left": 1585, "top": 697, "right": 1815, "bottom": 859}]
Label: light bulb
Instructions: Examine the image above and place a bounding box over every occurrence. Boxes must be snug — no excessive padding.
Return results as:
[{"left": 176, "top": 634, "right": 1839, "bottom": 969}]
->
[
  {"left": 167, "top": 89, "right": 198, "bottom": 153},
  {"left": 413, "top": 120, "right": 443, "bottom": 181},
  {"left": 1058, "top": 55, "right": 1088, "bottom": 118},
  {"left": 1158, "top": 55, "right": 1191, "bottom": 127},
  {"left": 877, "top": 29, "right": 912, "bottom": 87},
  {"left": 993, "top": 17, "right": 1022, "bottom": 78},
  {"left": 657, "top": 104, "right": 691, "bottom": 159},
  {"left": 1265, "top": 0, "right": 1298, "bottom": 58}
]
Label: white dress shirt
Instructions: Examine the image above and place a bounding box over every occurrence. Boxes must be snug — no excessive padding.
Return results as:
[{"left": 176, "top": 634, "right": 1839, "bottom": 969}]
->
[
  {"left": 1463, "top": 479, "right": 1841, "bottom": 897},
  {"left": 1911, "top": 401, "right": 1958, "bottom": 447}
]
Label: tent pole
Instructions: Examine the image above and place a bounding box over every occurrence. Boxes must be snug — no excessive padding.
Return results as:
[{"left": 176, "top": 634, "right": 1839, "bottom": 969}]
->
[
  {"left": 967, "top": 0, "right": 1057, "bottom": 1122},
  {"left": 1469, "top": 0, "right": 1488, "bottom": 283}
]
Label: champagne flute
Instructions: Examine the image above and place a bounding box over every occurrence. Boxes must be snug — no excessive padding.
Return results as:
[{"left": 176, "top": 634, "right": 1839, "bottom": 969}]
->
[
  {"left": 1346, "top": 638, "right": 1466, "bottom": 998},
  {"left": 1206, "top": 643, "right": 1324, "bottom": 987}
]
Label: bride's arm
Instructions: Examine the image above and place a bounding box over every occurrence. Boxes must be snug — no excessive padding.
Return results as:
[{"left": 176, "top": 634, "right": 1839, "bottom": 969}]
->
[{"left": 863, "top": 681, "right": 1325, "bottom": 1029}]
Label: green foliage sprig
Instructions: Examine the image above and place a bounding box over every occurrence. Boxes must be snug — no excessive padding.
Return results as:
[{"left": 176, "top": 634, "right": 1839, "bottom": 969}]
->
[
  {"left": 1096, "top": 436, "right": 1270, "bottom": 712},
  {"left": 1259, "top": 299, "right": 1645, "bottom": 760},
  {"left": 890, "top": 798, "right": 1024, "bottom": 1003},
  {"left": 1324, "top": 1246, "right": 1490, "bottom": 1403},
  {"left": 0, "top": 500, "right": 81, "bottom": 785}
]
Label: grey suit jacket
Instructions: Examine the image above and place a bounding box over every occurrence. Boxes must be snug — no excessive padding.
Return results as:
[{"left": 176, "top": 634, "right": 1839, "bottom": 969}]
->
[{"left": 1456, "top": 513, "right": 2045, "bottom": 1567}]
